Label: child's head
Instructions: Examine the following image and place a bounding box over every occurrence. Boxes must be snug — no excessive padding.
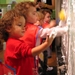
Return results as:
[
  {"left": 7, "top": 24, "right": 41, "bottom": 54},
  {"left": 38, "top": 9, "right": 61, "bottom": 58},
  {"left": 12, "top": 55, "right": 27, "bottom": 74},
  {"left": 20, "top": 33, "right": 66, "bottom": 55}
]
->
[
  {"left": 14, "top": 1, "right": 38, "bottom": 24},
  {"left": 40, "top": 9, "right": 52, "bottom": 23},
  {"left": 36, "top": 11, "right": 44, "bottom": 26},
  {"left": 0, "top": 9, "right": 25, "bottom": 41}
]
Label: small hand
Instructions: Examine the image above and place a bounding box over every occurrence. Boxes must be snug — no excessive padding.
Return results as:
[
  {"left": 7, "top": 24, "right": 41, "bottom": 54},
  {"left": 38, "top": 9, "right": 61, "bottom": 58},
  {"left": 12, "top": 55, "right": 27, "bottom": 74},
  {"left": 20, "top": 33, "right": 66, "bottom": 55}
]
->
[{"left": 45, "top": 34, "right": 54, "bottom": 46}]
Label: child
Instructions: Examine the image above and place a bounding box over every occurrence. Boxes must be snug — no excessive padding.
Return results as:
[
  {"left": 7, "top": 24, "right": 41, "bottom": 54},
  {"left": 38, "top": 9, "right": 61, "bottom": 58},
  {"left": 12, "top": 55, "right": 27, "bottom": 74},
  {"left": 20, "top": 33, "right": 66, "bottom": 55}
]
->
[
  {"left": 35, "top": 10, "right": 67, "bottom": 75},
  {"left": 14, "top": 1, "right": 57, "bottom": 45},
  {"left": 40, "top": 9, "right": 56, "bottom": 28},
  {"left": 0, "top": 9, "right": 54, "bottom": 75},
  {"left": 36, "top": 11, "right": 54, "bottom": 75},
  {"left": 35, "top": 11, "right": 44, "bottom": 26},
  {"left": 39, "top": 9, "right": 56, "bottom": 75},
  {"left": 14, "top": 1, "right": 68, "bottom": 75}
]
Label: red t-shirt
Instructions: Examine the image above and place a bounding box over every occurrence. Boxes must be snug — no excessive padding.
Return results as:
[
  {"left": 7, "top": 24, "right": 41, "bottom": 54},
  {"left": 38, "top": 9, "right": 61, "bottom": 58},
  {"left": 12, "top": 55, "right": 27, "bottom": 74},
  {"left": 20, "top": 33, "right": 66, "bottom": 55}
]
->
[
  {"left": 42, "top": 22, "right": 49, "bottom": 28},
  {"left": 20, "top": 23, "right": 41, "bottom": 74},
  {"left": 4, "top": 37, "right": 34, "bottom": 75},
  {"left": 21, "top": 23, "right": 40, "bottom": 48}
]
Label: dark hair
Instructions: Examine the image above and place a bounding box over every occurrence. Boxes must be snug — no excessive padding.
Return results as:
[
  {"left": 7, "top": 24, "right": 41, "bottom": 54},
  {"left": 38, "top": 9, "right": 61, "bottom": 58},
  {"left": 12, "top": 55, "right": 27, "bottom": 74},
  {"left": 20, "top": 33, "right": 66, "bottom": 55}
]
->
[
  {"left": 14, "top": 1, "right": 36, "bottom": 18},
  {"left": 40, "top": 9, "right": 52, "bottom": 15},
  {"left": 37, "top": 0, "right": 41, "bottom": 3},
  {"left": 0, "top": 9, "right": 22, "bottom": 41}
]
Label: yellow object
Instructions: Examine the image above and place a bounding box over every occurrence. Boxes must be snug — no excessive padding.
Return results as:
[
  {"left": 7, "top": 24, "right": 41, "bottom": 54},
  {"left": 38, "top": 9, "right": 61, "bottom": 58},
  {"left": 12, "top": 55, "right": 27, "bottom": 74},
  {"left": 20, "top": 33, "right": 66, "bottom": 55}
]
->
[{"left": 59, "top": 9, "right": 66, "bottom": 21}]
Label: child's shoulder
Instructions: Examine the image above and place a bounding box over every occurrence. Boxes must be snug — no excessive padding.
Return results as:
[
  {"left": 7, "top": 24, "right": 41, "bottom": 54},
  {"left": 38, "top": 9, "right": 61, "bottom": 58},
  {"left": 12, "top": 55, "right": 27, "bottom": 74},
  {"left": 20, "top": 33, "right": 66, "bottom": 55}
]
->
[
  {"left": 6, "top": 38, "right": 26, "bottom": 50},
  {"left": 7, "top": 38, "right": 24, "bottom": 45},
  {"left": 26, "top": 23, "right": 40, "bottom": 31}
]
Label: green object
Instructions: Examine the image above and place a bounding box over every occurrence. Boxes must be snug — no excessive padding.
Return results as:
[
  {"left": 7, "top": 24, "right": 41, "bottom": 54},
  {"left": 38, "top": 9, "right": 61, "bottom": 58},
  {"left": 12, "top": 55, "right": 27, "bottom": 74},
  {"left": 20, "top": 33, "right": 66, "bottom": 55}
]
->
[
  {"left": 51, "top": 9, "right": 55, "bottom": 19},
  {"left": 0, "top": 0, "right": 6, "bottom": 4}
]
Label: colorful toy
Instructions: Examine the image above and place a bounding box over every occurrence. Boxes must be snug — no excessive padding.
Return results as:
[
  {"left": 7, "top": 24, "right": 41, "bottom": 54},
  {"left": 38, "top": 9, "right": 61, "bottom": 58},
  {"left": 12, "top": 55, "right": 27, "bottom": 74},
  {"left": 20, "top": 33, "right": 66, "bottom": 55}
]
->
[{"left": 59, "top": 9, "right": 66, "bottom": 21}]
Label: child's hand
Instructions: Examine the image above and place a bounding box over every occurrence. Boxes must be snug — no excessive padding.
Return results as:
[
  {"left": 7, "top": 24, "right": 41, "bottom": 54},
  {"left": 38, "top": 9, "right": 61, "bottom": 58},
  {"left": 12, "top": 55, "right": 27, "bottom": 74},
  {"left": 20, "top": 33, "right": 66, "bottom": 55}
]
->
[
  {"left": 49, "top": 20, "right": 56, "bottom": 28},
  {"left": 34, "top": 21, "right": 40, "bottom": 26},
  {"left": 58, "top": 20, "right": 66, "bottom": 27},
  {"left": 45, "top": 34, "right": 54, "bottom": 46}
]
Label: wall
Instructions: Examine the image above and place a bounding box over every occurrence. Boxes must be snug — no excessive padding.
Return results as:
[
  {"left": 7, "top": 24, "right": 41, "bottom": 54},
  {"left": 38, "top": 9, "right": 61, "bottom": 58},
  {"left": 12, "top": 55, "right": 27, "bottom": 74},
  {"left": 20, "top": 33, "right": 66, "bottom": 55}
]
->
[
  {"left": 55, "top": 0, "right": 62, "bottom": 47},
  {"left": 0, "top": 0, "right": 34, "bottom": 4},
  {"left": 0, "top": 0, "right": 6, "bottom": 4},
  {"left": 16, "top": 0, "right": 34, "bottom": 3}
]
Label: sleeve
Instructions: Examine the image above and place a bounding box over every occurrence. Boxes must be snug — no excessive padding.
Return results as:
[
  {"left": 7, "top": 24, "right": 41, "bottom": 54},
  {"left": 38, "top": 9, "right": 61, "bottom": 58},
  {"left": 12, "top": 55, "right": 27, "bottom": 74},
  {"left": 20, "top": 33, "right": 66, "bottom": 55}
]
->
[
  {"left": 39, "top": 26, "right": 68, "bottom": 38},
  {"left": 39, "top": 28, "right": 50, "bottom": 38},
  {"left": 39, "top": 28, "right": 56, "bottom": 38},
  {"left": 17, "top": 43, "right": 33, "bottom": 57},
  {"left": 52, "top": 26, "right": 68, "bottom": 37},
  {"left": 14, "top": 42, "right": 32, "bottom": 58}
]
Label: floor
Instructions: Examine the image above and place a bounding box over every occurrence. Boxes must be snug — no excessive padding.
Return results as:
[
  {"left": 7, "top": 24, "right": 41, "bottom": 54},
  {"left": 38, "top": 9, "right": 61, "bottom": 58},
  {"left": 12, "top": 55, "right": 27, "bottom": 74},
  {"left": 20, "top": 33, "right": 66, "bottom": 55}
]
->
[
  {"left": 39, "top": 51, "right": 57, "bottom": 75},
  {"left": 46, "top": 66, "right": 57, "bottom": 75},
  {"left": 47, "top": 52, "right": 57, "bottom": 75}
]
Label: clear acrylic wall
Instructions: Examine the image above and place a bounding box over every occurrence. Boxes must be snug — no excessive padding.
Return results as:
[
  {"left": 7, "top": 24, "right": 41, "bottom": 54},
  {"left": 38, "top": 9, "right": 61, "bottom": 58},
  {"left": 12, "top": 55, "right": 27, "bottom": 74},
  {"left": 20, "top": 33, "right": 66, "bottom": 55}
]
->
[{"left": 61, "top": 0, "right": 75, "bottom": 75}]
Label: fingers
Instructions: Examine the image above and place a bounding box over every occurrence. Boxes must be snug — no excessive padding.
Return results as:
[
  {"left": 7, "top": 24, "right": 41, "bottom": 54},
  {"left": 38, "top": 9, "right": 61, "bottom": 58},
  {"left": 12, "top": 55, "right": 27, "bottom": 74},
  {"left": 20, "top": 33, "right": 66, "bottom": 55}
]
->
[
  {"left": 49, "top": 30, "right": 57, "bottom": 38},
  {"left": 45, "top": 35, "right": 49, "bottom": 42}
]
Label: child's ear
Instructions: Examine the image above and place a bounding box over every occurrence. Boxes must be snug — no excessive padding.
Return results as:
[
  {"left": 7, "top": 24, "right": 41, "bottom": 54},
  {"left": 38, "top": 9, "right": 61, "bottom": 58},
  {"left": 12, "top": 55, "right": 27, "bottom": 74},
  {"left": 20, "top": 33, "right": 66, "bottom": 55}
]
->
[{"left": 5, "top": 26, "right": 11, "bottom": 32}]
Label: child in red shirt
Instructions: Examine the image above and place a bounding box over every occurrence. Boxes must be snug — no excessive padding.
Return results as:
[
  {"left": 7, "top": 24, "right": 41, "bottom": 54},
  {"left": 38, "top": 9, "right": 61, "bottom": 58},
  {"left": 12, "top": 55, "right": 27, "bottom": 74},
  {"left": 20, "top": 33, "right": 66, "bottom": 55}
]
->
[
  {"left": 14, "top": 1, "right": 68, "bottom": 75},
  {"left": 14, "top": 1, "right": 67, "bottom": 48},
  {"left": 0, "top": 9, "right": 54, "bottom": 75}
]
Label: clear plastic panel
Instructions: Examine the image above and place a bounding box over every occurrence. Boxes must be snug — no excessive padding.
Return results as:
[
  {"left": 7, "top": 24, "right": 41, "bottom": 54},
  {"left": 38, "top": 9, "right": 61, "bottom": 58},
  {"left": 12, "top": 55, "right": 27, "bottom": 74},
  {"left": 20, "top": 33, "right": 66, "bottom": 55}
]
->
[{"left": 61, "top": 0, "right": 75, "bottom": 75}]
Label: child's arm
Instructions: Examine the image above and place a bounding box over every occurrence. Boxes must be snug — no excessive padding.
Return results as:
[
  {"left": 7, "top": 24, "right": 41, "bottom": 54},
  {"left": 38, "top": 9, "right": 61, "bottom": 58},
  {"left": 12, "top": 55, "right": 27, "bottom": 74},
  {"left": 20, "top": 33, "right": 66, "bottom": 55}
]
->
[
  {"left": 51, "top": 26, "right": 68, "bottom": 37},
  {"left": 39, "top": 27, "right": 57, "bottom": 38},
  {"left": 49, "top": 20, "right": 56, "bottom": 28},
  {"left": 31, "top": 35, "right": 54, "bottom": 56},
  {"left": 39, "top": 25, "right": 68, "bottom": 38}
]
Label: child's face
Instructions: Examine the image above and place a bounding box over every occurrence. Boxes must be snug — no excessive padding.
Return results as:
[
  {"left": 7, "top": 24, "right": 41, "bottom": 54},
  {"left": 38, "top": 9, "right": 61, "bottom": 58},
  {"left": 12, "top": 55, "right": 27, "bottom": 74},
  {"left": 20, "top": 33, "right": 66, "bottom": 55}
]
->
[
  {"left": 26, "top": 6, "right": 38, "bottom": 24},
  {"left": 40, "top": 19, "right": 44, "bottom": 26},
  {"left": 7, "top": 16, "right": 25, "bottom": 38},
  {"left": 44, "top": 13, "right": 51, "bottom": 23}
]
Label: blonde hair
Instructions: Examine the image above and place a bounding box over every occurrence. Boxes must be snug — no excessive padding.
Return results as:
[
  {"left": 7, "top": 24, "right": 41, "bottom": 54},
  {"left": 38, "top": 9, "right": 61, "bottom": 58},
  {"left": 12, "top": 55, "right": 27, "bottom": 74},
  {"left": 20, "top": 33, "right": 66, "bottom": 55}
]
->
[{"left": 37, "top": 11, "right": 44, "bottom": 21}]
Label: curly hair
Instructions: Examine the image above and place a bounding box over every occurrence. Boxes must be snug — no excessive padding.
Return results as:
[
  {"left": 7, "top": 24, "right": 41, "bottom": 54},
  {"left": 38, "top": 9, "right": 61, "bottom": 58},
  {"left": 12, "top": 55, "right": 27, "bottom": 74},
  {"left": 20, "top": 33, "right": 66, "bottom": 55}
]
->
[
  {"left": 14, "top": 1, "right": 36, "bottom": 19},
  {"left": 0, "top": 9, "right": 22, "bottom": 41}
]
